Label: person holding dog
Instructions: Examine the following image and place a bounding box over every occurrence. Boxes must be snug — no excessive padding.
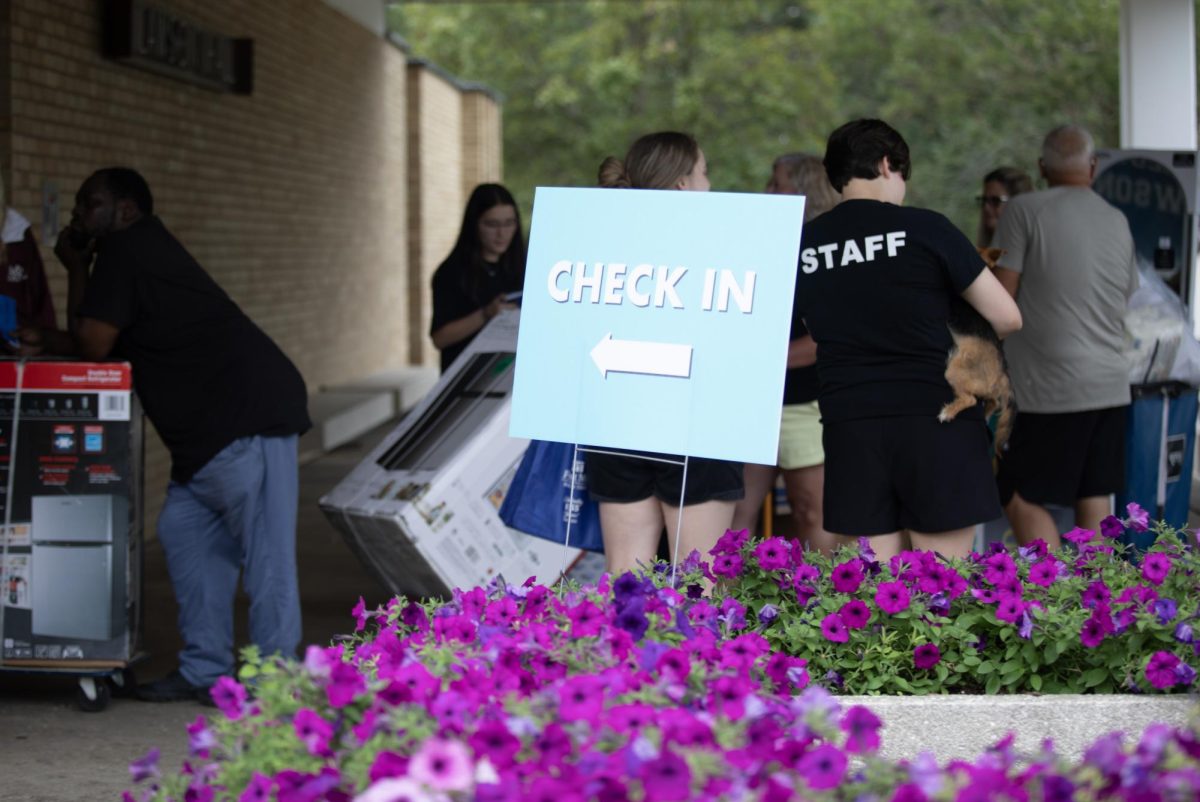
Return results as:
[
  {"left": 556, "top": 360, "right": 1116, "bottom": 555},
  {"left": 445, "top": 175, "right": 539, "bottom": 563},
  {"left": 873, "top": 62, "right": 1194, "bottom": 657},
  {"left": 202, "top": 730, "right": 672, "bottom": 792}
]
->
[
  {"left": 793, "top": 119, "right": 1021, "bottom": 561},
  {"left": 991, "top": 125, "right": 1138, "bottom": 549}
]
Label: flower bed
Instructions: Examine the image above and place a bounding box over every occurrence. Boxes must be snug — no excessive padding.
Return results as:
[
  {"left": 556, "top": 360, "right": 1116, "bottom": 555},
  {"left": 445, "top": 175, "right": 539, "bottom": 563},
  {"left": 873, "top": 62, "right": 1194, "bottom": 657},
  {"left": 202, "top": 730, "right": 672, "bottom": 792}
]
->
[
  {"left": 715, "top": 508, "right": 1200, "bottom": 695},
  {"left": 125, "top": 511, "right": 1200, "bottom": 801}
]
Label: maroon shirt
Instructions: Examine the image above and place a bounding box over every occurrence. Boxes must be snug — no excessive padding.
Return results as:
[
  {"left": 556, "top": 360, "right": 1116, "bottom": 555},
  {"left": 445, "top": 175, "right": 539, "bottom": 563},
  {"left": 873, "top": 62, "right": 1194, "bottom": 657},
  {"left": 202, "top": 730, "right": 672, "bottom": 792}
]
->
[{"left": 1, "top": 220, "right": 56, "bottom": 329}]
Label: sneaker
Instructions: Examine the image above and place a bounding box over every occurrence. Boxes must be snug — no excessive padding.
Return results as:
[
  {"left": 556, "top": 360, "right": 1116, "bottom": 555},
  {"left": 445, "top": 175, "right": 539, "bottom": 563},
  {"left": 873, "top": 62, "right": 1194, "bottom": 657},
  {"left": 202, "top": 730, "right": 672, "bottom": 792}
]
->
[{"left": 134, "top": 669, "right": 206, "bottom": 703}]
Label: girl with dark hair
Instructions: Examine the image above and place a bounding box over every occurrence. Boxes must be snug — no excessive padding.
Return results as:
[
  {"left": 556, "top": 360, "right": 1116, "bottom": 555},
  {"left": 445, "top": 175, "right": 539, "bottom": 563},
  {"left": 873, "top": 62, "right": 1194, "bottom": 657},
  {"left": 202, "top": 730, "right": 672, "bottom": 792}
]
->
[
  {"left": 588, "top": 131, "right": 743, "bottom": 577},
  {"left": 430, "top": 183, "right": 526, "bottom": 372},
  {"left": 976, "top": 166, "right": 1034, "bottom": 247}
]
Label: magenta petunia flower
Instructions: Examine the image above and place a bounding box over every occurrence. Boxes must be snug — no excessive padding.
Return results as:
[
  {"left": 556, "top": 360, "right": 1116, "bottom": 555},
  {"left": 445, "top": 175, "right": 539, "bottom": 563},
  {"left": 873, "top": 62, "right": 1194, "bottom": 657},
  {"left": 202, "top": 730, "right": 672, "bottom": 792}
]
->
[
  {"left": 468, "top": 720, "right": 521, "bottom": 770},
  {"left": 1080, "top": 616, "right": 1108, "bottom": 648},
  {"left": 994, "top": 594, "right": 1026, "bottom": 623},
  {"left": 1081, "top": 581, "right": 1111, "bottom": 610},
  {"left": 753, "top": 537, "right": 791, "bottom": 572},
  {"left": 1100, "top": 515, "right": 1125, "bottom": 539},
  {"left": 798, "top": 743, "right": 847, "bottom": 790},
  {"left": 326, "top": 661, "right": 366, "bottom": 708},
  {"left": 1142, "top": 552, "right": 1172, "bottom": 586},
  {"left": 656, "top": 648, "right": 691, "bottom": 682},
  {"left": 711, "top": 553, "right": 744, "bottom": 579},
  {"left": 913, "top": 643, "right": 941, "bottom": 669},
  {"left": 409, "top": 737, "right": 473, "bottom": 791},
  {"left": 1146, "top": 651, "right": 1182, "bottom": 690},
  {"left": 293, "top": 708, "right": 334, "bottom": 757},
  {"left": 820, "top": 612, "right": 850, "bottom": 643},
  {"left": 351, "top": 595, "right": 369, "bottom": 631},
  {"left": 353, "top": 777, "right": 434, "bottom": 802},
  {"left": 236, "top": 773, "right": 272, "bottom": 802},
  {"left": 566, "top": 600, "right": 604, "bottom": 638},
  {"left": 982, "top": 553, "right": 1017, "bottom": 585},
  {"left": 875, "top": 581, "right": 911, "bottom": 614},
  {"left": 830, "top": 559, "right": 865, "bottom": 593},
  {"left": 640, "top": 748, "right": 692, "bottom": 802},
  {"left": 558, "top": 675, "right": 606, "bottom": 722},
  {"left": 1125, "top": 502, "right": 1150, "bottom": 532},
  {"left": 839, "top": 599, "right": 871, "bottom": 630},
  {"left": 209, "top": 676, "right": 247, "bottom": 721},
  {"left": 839, "top": 705, "right": 882, "bottom": 753},
  {"left": 1027, "top": 558, "right": 1061, "bottom": 588},
  {"left": 1062, "top": 527, "right": 1095, "bottom": 545}
]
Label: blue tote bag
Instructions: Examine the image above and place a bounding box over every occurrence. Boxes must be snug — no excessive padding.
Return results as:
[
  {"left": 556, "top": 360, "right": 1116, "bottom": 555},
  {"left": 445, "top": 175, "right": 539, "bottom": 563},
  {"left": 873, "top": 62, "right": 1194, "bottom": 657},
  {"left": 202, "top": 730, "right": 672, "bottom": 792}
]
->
[{"left": 499, "top": 440, "right": 605, "bottom": 553}]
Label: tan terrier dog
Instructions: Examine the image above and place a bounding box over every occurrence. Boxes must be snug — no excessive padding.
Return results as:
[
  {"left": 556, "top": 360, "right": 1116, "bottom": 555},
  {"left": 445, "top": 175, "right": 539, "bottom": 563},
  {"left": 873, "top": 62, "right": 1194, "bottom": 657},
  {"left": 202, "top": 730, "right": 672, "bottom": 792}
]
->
[{"left": 938, "top": 247, "right": 1015, "bottom": 452}]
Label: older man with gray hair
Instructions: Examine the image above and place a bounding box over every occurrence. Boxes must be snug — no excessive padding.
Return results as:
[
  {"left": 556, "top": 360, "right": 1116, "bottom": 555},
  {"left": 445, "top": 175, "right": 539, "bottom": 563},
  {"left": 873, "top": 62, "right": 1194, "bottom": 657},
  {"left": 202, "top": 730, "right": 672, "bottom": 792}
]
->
[{"left": 992, "top": 124, "right": 1138, "bottom": 549}]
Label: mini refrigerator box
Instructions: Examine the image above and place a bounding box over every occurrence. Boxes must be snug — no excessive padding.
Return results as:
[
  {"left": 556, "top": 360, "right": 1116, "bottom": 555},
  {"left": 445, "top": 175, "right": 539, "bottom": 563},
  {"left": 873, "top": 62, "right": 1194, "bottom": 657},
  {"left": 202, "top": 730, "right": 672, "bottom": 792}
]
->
[
  {"left": 0, "top": 360, "right": 142, "bottom": 665},
  {"left": 320, "top": 312, "right": 582, "bottom": 599}
]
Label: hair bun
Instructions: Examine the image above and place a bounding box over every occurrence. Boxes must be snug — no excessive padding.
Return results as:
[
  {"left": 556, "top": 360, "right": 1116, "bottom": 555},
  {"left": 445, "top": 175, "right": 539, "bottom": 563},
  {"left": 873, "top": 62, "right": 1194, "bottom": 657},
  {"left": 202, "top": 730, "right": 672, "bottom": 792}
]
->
[{"left": 598, "top": 156, "right": 631, "bottom": 188}]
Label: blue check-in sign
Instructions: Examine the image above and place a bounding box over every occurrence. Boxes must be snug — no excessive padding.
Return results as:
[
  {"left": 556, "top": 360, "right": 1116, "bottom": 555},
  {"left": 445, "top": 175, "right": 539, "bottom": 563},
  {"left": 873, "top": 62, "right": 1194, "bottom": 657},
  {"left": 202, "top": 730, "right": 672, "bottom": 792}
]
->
[{"left": 510, "top": 187, "right": 805, "bottom": 464}]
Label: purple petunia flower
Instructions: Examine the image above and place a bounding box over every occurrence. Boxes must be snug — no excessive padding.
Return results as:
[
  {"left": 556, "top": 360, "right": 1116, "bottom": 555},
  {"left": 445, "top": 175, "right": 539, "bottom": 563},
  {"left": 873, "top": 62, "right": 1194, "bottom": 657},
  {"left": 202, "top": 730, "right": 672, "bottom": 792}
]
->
[
  {"left": 1146, "top": 651, "right": 1182, "bottom": 690},
  {"left": 1175, "top": 661, "right": 1197, "bottom": 687},
  {"left": 128, "top": 748, "right": 160, "bottom": 783},
  {"left": 797, "top": 743, "right": 847, "bottom": 790},
  {"left": 237, "top": 773, "right": 272, "bottom": 802},
  {"left": 757, "top": 603, "right": 779, "bottom": 626},
  {"left": 186, "top": 715, "right": 216, "bottom": 757},
  {"left": 820, "top": 613, "right": 850, "bottom": 643},
  {"left": 840, "top": 705, "right": 882, "bottom": 754},
  {"left": 351, "top": 595, "right": 369, "bottom": 631},
  {"left": 875, "top": 581, "right": 911, "bottom": 614},
  {"left": 753, "top": 537, "right": 791, "bottom": 572},
  {"left": 830, "top": 559, "right": 865, "bottom": 593},
  {"left": 1142, "top": 553, "right": 1172, "bottom": 586},
  {"left": 1126, "top": 502, "right": 1150, "bottom": 532},
  {"left": 1018, "top": 609, "right": 1034, "bottom": 640},
  {"left": 1041, "top": 774, "right": 1076, "bottom": 802},
  {"left": 839, "top": 599, "right": 871, "bottom": 630},
  {"left": 614, "top": 601, "right": 650, "bottom": 642},
  {"left": 1176, "top": 622, "right": 1194, "bottom": 644},
  {"left": 293, "top": 708, "right": 334, "bottom": 757},
  {"left": 1081, "top": 581, "right": 1111, "bottom": 609},
  {"left": 1154, "top": 598, "right": 1178, "bottom": 624},
  {"left": 913, "top": 643, "right": 941, "bottom": 670},
  {"left": 409, "top": 738, "right": 473, "bottom": 792},
  {"left": 1100, "top": 515, "right": 1125, "bottom": 539}
]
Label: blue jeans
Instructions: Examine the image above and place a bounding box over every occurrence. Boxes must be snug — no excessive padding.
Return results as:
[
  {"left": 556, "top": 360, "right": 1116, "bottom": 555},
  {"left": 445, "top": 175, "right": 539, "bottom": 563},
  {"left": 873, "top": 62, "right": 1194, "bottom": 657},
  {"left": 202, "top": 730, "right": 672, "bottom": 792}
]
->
[{"left": 157, "top": 435, "right": 301, "bottom": 687}]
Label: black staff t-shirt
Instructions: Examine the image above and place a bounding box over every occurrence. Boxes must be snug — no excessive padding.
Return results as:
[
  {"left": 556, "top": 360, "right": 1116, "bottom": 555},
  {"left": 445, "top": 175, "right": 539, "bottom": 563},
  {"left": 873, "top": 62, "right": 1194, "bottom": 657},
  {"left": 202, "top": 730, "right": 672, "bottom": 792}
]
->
[
  {"left": 793, "top": 199, "right": 985, "bottom": 423},
  {"left": 430, "top": 251, "right": 524, "bottom": 372},
  {"left": 782, "top": 319, "right": 820, "bottom": 405},
  {"left": 78, "top": 216, "right": 311, "bottom": 482}
]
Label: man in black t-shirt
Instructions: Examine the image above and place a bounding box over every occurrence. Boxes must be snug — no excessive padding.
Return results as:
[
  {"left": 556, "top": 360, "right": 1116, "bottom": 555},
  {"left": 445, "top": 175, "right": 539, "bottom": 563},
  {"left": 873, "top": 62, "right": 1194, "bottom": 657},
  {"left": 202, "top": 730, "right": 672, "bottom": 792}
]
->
[
  {"left": 17, "top": 168, "right": 311, "bottom": 704},
  {"left": 795, "top": 120, "right": 1021, "bottom": 560}
]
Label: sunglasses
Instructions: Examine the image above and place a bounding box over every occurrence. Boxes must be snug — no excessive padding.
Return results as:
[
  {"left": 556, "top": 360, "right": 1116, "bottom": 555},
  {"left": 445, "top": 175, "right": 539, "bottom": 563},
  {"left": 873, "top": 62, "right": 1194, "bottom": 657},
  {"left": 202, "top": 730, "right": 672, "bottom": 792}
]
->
[{"left": 976, "top": 194, "right": 1010, "bottom": 208}]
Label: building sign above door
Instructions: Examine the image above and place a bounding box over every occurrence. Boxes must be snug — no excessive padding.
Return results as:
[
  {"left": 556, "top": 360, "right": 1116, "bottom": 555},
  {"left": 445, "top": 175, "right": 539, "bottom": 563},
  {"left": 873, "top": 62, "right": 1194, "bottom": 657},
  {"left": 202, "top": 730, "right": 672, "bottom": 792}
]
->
[{"left": 103, "top": 0, "right": 254, "bottom": 94}]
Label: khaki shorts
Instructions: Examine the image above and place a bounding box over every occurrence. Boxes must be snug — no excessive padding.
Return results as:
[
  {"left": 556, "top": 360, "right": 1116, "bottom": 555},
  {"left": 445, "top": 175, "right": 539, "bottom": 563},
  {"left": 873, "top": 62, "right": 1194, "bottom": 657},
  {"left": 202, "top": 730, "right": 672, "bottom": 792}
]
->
[{"left": 779, "top": 402, "right": 825, "bottom": 470}]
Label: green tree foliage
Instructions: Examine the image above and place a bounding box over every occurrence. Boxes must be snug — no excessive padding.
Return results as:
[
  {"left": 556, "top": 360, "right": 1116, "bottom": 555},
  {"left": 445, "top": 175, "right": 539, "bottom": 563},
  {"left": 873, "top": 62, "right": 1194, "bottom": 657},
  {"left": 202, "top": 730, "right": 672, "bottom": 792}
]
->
[{"left": 391, "top": 0, "right": 1124, "bottom": 234}]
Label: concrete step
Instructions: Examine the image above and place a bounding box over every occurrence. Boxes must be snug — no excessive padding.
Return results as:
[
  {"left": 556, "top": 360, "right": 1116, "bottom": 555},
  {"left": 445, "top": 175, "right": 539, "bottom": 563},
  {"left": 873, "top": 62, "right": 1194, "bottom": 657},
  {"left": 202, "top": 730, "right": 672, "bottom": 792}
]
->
[
  {"left": 299, "top": 389, "right": 395, "bottom": 462},
  {"left": 324, "top": 366, "right": 439, "bottom": 417}
]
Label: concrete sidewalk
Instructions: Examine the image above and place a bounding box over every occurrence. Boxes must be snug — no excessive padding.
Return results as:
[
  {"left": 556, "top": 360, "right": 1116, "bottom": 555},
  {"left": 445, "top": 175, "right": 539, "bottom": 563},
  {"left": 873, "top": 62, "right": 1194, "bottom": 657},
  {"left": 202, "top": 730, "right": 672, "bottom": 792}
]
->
[{"left": 0, "top": 425, "right": 395, "bottom": 802}]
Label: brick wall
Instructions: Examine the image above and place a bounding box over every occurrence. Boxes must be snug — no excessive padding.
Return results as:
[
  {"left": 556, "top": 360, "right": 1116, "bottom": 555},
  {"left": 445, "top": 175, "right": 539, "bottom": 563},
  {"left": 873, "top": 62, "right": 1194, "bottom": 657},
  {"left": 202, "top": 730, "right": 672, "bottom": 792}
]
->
[
  {"left": 0, "top": 1, "right": 499, "bottom": 534},
  {"left": 461, "top": 89, "right": 503, "bottom": 200},
  {"left": 406, "top": 61, "right": 463, "bottom": 368}
]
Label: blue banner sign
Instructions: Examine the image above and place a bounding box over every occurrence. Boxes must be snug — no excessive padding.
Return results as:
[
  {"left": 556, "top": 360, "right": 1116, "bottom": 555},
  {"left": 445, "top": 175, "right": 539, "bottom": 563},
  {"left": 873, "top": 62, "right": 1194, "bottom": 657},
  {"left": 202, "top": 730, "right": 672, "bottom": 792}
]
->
[{"left": 510, "top": 187, "right": 805, "bottom": 464}]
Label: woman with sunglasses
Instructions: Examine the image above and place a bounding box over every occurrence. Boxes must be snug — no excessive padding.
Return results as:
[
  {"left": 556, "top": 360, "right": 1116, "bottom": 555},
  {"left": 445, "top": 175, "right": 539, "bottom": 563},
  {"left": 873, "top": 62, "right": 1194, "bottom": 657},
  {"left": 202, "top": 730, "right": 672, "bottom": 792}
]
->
[
  {"left": 976, "top": 166, "right": 1033, "bottom": 247},
  {"left": 430, "top": 184, "right": 526, "bottom": 373}
]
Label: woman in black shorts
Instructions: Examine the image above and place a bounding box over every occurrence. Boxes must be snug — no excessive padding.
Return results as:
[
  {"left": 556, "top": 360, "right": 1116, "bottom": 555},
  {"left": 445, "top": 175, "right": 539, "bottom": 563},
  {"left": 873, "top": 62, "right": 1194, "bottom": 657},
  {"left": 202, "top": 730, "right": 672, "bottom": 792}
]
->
[
  {"left": 589, "top": 131, "right": 744, "bottom": 575},
  {"left": 794, "top": 120, "right": 1022, "bottom": 560}
]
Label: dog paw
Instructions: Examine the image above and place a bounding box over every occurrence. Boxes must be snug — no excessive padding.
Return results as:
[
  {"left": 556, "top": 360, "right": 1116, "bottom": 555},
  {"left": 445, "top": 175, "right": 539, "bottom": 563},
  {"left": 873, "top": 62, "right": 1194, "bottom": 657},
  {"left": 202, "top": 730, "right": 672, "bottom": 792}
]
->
[{"left": 937, "top": 409, "right": 952, "bottom": 422}]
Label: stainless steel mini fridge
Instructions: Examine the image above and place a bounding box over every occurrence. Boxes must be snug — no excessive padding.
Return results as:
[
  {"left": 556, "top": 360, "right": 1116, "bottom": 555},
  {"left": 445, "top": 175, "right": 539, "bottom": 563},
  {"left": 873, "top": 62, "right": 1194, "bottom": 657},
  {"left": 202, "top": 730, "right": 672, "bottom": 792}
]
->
[{"left": 30, "top": 495, "right": 128, "bottom": 641}]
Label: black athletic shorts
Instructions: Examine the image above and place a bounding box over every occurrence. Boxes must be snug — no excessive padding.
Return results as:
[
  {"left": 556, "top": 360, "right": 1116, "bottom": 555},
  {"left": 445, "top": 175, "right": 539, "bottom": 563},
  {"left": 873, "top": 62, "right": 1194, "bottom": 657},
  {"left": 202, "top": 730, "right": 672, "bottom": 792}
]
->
[
  {"left": 996, "top": 406, "right": 1127, "bottom": 507},
  {"left": 584, "top": 449, "right": 744, "bottom": 505},
  {"left": 823, "top": 416, "right": 1001, "bottom": 535}
]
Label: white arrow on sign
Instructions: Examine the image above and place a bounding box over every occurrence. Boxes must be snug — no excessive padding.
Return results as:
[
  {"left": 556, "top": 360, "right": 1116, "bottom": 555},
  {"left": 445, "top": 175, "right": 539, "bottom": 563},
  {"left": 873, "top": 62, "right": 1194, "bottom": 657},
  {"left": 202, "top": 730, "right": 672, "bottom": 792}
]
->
[{"left": 590, "top": 333, "right": 693, "bottom": 379}]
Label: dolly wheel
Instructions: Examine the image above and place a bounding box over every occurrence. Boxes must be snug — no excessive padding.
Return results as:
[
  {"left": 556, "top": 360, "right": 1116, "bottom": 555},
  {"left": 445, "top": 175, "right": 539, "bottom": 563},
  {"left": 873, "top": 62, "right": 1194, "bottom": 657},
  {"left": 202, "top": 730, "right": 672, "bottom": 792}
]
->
[
  {"left": 111, "top": 667, "right": 138, "bottom": 698},
  {"left": 76, "top": 677, "right": 112, "bottom": 712}
]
